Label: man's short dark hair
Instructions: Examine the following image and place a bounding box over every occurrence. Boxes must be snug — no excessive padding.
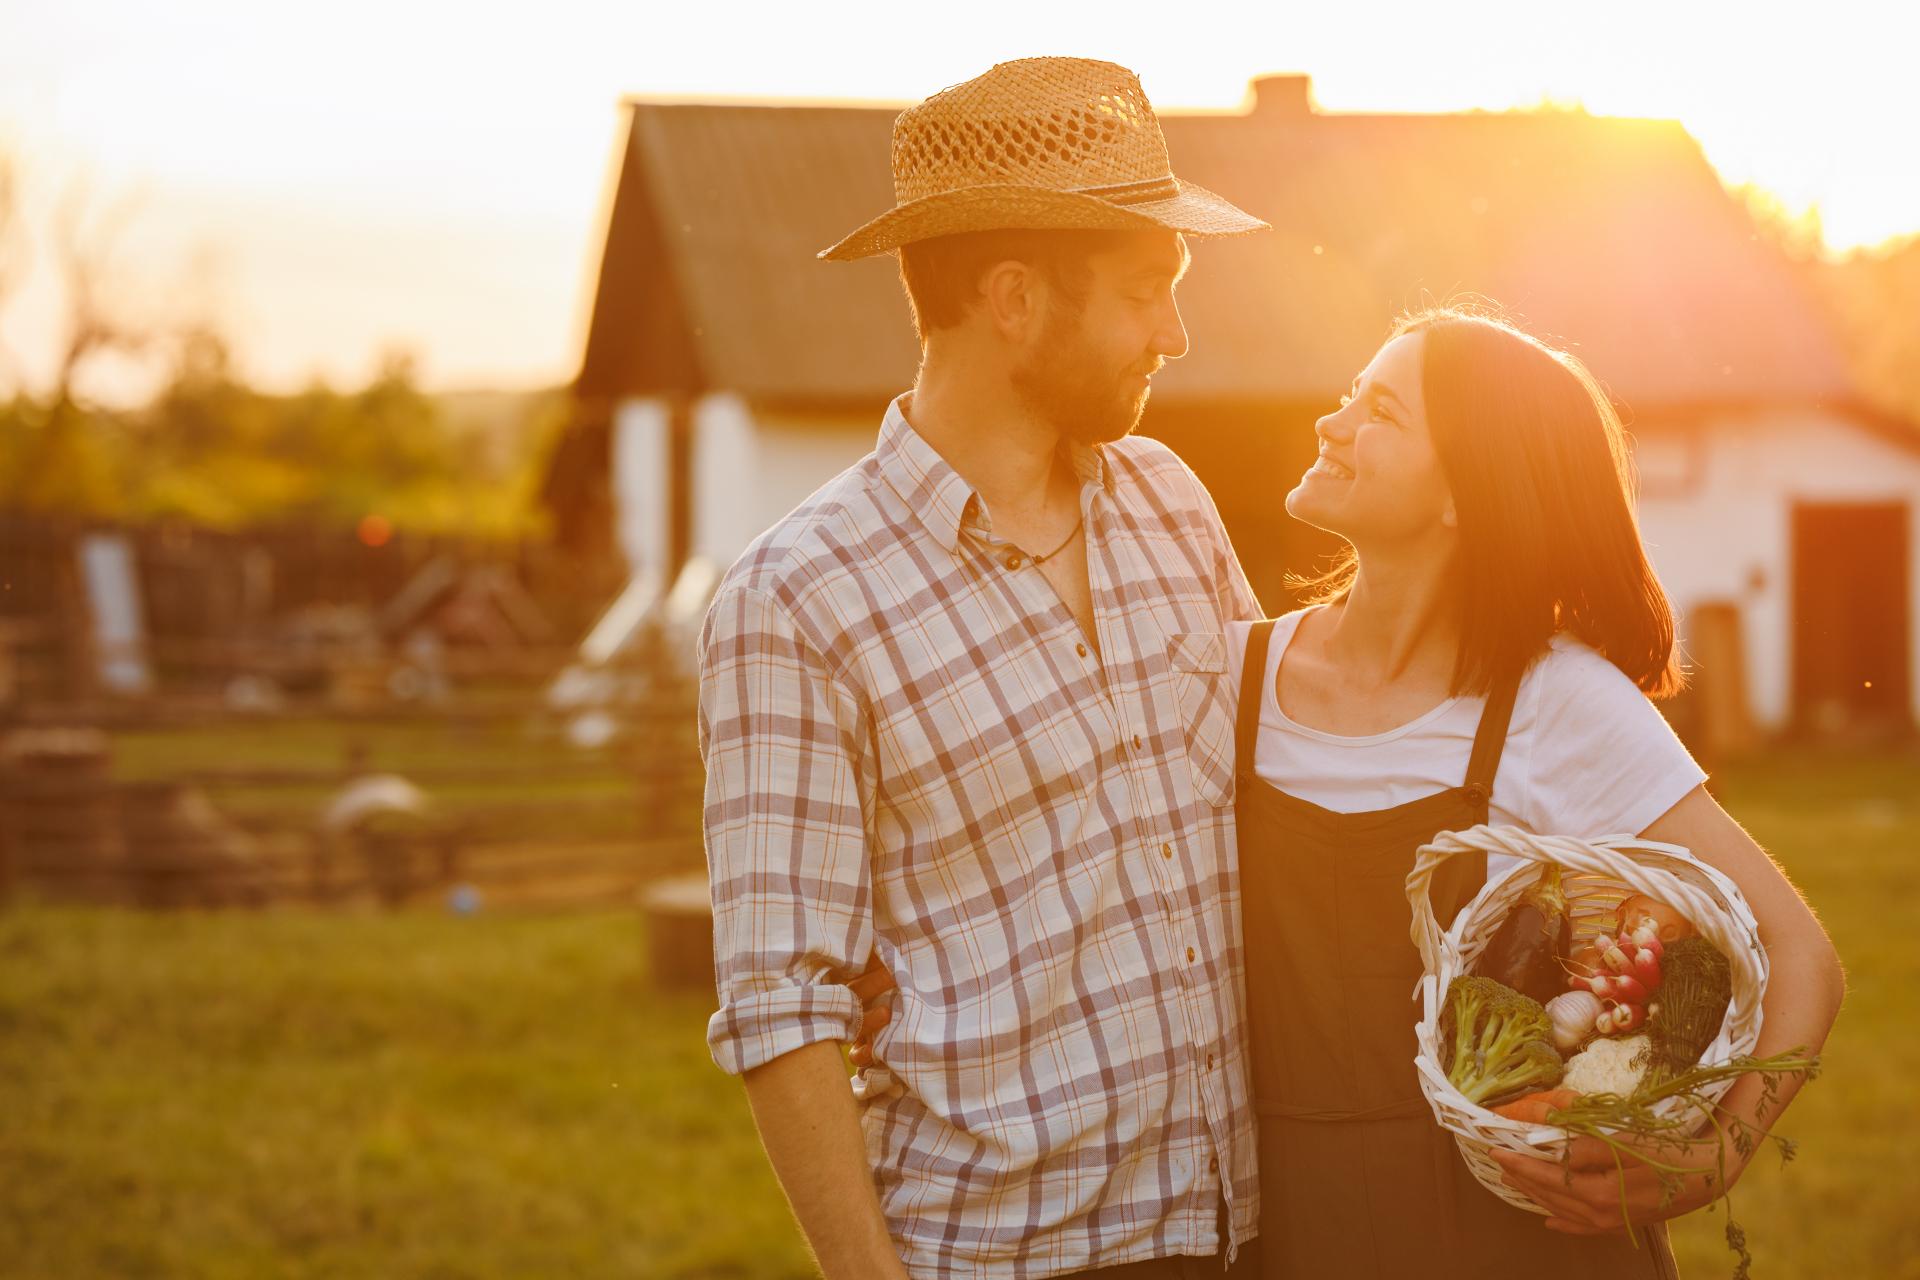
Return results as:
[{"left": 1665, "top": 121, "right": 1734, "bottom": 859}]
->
[{"left": 896, "top": 229, "right": 1123, "bottom": 342}]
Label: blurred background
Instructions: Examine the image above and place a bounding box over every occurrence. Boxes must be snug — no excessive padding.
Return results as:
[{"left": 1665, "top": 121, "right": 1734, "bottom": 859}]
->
[{"left": 2, "top": 3, "right": 1916, "bottom": 1277}]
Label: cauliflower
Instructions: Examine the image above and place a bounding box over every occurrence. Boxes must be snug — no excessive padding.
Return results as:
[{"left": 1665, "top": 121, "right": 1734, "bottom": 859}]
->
[{"left": 1562, "top": 1034, "right": 1653, "bottom": 1097}]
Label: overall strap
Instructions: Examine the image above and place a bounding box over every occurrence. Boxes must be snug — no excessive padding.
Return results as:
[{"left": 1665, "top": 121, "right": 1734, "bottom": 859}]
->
[
  {"left": 1461, "top": 663, "right": 1525, "bottom": 804},
  {"left": 1236, "top": 619, "right": 1277, "bottom": 772}
]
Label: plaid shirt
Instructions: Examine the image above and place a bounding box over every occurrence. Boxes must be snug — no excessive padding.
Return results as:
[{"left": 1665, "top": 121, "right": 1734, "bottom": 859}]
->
[{"left": 698, "top": 396, "right": 1260, "bottom": 1278}]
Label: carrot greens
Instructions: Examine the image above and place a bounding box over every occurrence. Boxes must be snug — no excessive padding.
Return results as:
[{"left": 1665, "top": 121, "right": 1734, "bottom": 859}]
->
[{"left": 1541, "top": 1049, "right": 1820, "bottom": 1280}]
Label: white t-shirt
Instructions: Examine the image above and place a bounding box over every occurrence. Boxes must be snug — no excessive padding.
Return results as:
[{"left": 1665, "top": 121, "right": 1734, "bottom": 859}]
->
[{"left": 1226, "top": 610, "right": 1706, "bottom": 876}]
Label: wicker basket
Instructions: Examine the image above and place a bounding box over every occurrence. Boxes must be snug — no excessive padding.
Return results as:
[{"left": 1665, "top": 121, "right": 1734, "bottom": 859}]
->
[{"left": 1405, "top": 823, "right": 1769, "bottom": 1214}]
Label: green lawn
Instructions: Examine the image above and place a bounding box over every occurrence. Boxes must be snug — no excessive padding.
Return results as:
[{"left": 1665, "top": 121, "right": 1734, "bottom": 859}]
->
[
  {"left": 1, "top": 749, "right": 1913, "bottom": 1279},
  {"left": 1663, "top": 750, "right": 1920, "bottom": 1279},
  {"left": 0, "top": 910, "right": 811, "bottom": 1279}
]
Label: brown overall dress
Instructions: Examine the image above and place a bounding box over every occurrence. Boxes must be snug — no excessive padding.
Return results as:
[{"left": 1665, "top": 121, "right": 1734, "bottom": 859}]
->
[{"left": 1234, "top": 619, "right": 1679, "bottom": 1280}]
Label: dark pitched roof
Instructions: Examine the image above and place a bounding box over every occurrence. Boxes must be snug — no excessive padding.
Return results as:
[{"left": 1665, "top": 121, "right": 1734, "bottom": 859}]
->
[{"left": 575, "top": 84, "right": 1858, "bottom": 414}]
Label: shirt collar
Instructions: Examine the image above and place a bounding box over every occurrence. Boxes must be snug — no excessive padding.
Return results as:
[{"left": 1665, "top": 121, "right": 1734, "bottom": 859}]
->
[{"left": 875, "top": 394, "right": 1116, "bottom": 554}]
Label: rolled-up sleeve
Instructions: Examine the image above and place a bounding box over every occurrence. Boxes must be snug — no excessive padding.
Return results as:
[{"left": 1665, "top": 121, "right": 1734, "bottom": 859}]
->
[{"left": 697, "top": 584, "right": 871, "bottom": 1075}]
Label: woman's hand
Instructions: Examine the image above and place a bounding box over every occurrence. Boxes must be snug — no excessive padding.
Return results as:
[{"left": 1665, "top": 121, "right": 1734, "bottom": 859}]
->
[
  {"left": 846, "top": 952, "right": 897, "bottom": 1069},
  {"left": 1491, "top": 1127, "right": 1748, "bottom": 1235}
]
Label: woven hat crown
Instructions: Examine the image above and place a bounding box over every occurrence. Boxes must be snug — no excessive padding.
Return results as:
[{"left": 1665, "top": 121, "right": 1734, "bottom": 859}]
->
[
  {"left": 890, "top": 58, "right": 1174, "bottom": 204},
  {"left": 817, "top": 56, "right": 1267, "bottom": 259}
]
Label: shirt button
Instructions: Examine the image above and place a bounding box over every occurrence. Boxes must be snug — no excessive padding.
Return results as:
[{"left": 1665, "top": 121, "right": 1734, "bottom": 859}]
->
[
  {"left": 1186, "top": 946, "right": 1196, "bottom": 963},
  {"left": 1210, "top": 1155, "right": 1219, "bottom": 1174},
  {"left": 1004, "top": 553, "right": 1024, "bottom": 570},
  {"left": 1075, "top": 642, "right": 1088, "bottom": 658},
  {"left": 1207, "top": 1052, "right": 1216, "bottom": 1069},
  {"left": 1131, "top": 734, "right": 1143, "bottom": 751},
  {"left": 1161, "top": 842, "right": 1173, "bottom": 861}
]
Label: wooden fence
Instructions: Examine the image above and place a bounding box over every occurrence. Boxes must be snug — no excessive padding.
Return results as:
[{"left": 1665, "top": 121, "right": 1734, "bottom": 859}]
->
[
  {"left": 0, "top": 511, "right": 624, "bottom": 705},
  {"left": 0, "top": 509, "right": 725, "bottom": 915},
  {"left": 0, "top": 691, "right": 703, "bottom": 911}
]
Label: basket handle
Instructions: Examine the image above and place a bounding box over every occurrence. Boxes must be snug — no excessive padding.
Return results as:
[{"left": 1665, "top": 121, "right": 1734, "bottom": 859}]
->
[{"left": 1407, "top": 826, "right": 1508, "bottom": 977}]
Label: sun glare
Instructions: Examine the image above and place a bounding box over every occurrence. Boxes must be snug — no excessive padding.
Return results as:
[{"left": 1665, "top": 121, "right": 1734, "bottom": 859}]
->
[{"left": 0, "top": 0, "right": 1912, "bottom": 401}]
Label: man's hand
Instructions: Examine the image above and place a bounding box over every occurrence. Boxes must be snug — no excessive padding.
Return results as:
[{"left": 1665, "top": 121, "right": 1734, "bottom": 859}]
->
[
  {"left": 1492, "top": 1128, "right": 1749, "bottom": 1235},
  {"left": 847, "top": 952, "right": 897, "bottom": 1070}
]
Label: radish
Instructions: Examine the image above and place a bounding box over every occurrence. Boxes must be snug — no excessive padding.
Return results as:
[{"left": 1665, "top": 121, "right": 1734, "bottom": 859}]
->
[
  {"left": 1593, "top": 1002, "right": 1649, "bottom": 1035},
  {"left": 1629, "top": 946, "right": 1663, "bottom": 992},
  {"left": 1575, "top": 972, "right": 1650, "bottom": 1004},
  {"left": 1606, "top": 1003, "right": 1648, "bottom": 1033}
]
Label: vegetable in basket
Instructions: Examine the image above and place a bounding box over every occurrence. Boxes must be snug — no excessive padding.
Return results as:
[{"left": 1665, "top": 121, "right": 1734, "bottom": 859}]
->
[
  {"left": 1439, "top": 975, "right": 1564, "bottom": 1106},
  {"left": 1472, "top": 864, "right": 1571, "bottom": 1004},
  {"left": 1560, "top": 1033, "right": 1652, "bottom": 1097},
  {"left": 1646, "top": 935, "right": 1735, "bottom": 1079},
  {"left": 1535, "top": 1047, "right": 1821, "bottom": 1280},
  {"left": 1617, "top": 892, "right": 1695, "bottom": 944},
  {"left": 1566, "top": 915, "right": 1669, "bottom": 1036},
  {"left": 1543, "top": 990, "right": 1604, "bottom": 1052},
  {"left": 1490, "top": 1087, "right": 1580, "bottom": 1124}
]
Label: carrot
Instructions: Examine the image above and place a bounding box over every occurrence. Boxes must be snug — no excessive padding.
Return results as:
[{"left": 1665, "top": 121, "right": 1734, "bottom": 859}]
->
[{"left": 1491, "top": 1088, "right": 1581, "bottom": 1124}]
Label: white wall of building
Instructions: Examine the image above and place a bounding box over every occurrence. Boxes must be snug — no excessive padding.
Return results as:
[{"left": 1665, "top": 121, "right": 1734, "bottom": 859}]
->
[
  {"left": 691, "top": 393, "right": 878, "bottom": 572},
  {"left": 1634, "top": 410, "right": 1920, "bottom": 732},
  {"left": 611, "top": 396, "right": 672, "bottom": 587},
  {"left": 666, "top": 395, "right": 1920, "bottom": 733}
]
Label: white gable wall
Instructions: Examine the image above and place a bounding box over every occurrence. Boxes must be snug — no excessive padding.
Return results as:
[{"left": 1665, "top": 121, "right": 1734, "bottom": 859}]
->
[
  {"left": 691, "top": 393, "right": 879, "bottom": 574},
  {"left": 1634, "top": 409, "right": 1920, "bottom": 732},
  {"left": 611, "top": 397, "right": 673, "bottom": 588}
]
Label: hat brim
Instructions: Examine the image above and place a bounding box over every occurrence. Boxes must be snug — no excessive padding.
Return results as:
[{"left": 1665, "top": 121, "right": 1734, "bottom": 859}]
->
[{"left": 817, "top": 178, "right": 1269, "bottom": 261}]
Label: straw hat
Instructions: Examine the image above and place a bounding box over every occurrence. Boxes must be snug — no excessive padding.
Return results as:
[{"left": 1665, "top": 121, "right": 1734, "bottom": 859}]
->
[{"left": 818, "top": 57, "right": 1269, "bottom": 261}]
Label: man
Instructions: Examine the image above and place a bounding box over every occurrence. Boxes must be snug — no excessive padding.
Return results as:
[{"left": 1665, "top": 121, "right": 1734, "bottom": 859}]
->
[{"left": 698, "top": 57, "right": 1269, "bottom": 1279}]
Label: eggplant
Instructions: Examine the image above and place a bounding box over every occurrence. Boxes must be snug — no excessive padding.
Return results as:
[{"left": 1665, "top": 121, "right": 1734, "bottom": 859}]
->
[{"left": 1473, "top": 864, "right": 1571, "bottom": 1004}]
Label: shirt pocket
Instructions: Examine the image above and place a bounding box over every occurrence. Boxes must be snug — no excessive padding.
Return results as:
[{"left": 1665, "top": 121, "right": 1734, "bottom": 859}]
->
[{"left": 1168, "top": 629, "right": 1235, "bottom": 808}]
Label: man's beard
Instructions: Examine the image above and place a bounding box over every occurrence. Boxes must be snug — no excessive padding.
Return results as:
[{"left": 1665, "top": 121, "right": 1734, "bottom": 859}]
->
[{"left": 1010, "top": 307, "right": 1151, "bottom": 447}]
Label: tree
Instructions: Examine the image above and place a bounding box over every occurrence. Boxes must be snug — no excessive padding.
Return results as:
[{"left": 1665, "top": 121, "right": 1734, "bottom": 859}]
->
[
  {"left": 0, "top": 148, "right": 560, "bottom": 536},
  {"left": 1734, "top": 180, "right": 1920, "bottom": 436},
  {"left": 1815, "top": 235, "right": 1920, "bottom": 431},
  {"left": 0, "top": 156, "right": 159, "bottom": 514}
]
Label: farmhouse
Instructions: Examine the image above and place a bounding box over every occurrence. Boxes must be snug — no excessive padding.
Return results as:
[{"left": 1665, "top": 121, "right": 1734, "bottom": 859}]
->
[{"left": 550, "top": 75, "right": 1920, "bottom": 740}]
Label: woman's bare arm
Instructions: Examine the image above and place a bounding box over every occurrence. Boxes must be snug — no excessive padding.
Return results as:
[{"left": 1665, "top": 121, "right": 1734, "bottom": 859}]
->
[{"left": 1497, "top": 784, "right": 1846, "bottom": 1231}]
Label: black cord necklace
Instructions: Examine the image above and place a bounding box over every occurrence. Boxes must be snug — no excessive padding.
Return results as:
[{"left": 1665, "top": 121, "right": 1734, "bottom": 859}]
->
[{"left": 1026, "top": 515, "right": 1085, "bottom": 565}]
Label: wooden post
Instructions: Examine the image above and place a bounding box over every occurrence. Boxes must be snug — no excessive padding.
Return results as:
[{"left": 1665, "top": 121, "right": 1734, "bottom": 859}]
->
[
  {"left": 0, "top": 728, "right": 120, "bottom": 903},
  {"left": 640, "top": 871, "right": 715, "bottom": 998}
]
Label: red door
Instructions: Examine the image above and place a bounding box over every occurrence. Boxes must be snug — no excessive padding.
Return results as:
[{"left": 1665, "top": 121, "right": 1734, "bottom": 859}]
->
[{"left": 1791, "top": 501, "right": 1912, "bottom": 735}]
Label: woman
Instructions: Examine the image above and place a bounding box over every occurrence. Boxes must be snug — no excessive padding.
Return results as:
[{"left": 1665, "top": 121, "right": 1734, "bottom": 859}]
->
[{"left": 1232, "top": 305, "right": 1844, "bottom": 1278}]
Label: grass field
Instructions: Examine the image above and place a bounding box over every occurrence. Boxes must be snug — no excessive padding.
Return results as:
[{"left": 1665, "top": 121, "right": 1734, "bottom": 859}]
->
[{"left": 2, "top": 748, "right": 1915, "bottom": 1278}]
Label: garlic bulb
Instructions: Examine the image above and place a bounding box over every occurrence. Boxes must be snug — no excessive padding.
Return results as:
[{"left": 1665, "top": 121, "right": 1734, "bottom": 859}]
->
[{"left": 1544, "top": 990, "right": 1605, "bottom": 1053}]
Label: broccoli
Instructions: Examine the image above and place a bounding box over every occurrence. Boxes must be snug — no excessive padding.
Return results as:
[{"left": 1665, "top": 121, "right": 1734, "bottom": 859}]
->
[{"left": 1439, "top": 975, "right": 1565, "bottom": 1106}]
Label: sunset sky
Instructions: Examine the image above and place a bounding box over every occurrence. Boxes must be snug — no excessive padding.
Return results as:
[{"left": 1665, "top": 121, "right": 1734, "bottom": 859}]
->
[{"left": 1, "top": 0, "right": 1914, "bottom": 404}]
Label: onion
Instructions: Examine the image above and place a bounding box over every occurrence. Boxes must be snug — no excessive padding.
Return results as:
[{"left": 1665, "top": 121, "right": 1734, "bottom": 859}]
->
[{"left": 1545, "top": 990, "right": 1605, "bottom": 1052}]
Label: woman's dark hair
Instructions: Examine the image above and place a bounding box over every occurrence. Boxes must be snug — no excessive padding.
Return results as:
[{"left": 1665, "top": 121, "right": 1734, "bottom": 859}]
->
[
  {"left": 1296, "top": 304, "right": 1685, "bottom": 699},
  {"left": 896, "top": 228, "right": 1118, "bottom": 341}
]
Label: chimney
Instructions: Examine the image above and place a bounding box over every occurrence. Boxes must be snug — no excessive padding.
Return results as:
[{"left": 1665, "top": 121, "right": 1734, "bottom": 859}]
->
[{"left": 1249, "top": 75, "right": 1312, "bottom": 119}]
